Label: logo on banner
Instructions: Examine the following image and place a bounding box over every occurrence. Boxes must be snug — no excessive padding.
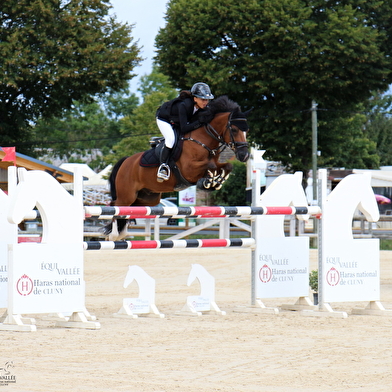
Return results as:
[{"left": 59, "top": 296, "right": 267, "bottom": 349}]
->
[
  {"left": 259, "top": 264, "right": 272, "bottom": 283},
  {"left": 326, "top": 267, "right": 340, "bottom": 286},
  {"left": 16, "top": 275, "right": 33, "bottom": 296}
]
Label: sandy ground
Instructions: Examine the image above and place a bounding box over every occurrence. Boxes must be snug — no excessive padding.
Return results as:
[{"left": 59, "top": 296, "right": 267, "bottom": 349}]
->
[{"left": 1, "top": 248, "right": 392, "bottom": 392}]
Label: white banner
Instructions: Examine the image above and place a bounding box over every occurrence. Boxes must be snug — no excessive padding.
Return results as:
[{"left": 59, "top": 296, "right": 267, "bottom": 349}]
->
[
  {"left": 8, "top": 243, "right": 85, "bottom": 314},
  {"left": 322, "top": 239, "right": 380, "bottom": 302},
  {"left": 255, "top": 237, "right": 309, "bottom": 299},
  {"left": 179, "top": 186, "right": 196, "bottom": 206}
]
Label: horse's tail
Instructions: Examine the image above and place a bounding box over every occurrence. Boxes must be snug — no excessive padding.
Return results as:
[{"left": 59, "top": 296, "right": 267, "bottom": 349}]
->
[{"left": 109, "top": 157, "right": 128, "bottom": 202}]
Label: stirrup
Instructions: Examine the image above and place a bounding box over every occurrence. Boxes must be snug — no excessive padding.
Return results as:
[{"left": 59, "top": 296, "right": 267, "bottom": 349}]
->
[{"left": 157, "top": 164, "right": 170, "bottom": 182}]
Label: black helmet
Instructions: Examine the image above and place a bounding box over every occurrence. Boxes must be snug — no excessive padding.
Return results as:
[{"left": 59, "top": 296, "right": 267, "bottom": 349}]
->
[{"left": 191, "top": 82, "right": 214, "bottom": 99}]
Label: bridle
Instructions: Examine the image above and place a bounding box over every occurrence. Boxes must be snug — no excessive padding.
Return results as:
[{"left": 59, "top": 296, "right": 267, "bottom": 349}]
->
[{"left": 181, "top": 112, "right": 249, "bottom": 157}]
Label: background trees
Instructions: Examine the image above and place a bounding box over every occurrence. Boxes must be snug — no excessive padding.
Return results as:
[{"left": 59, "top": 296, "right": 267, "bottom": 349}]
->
[
  {"left": 104, "top": 67, "right": 178, "bottom": 164},
  {"left": 4, "top": 0, "right": 392, "bottom": 179},
  {"left": 155, "top": 0, "right": 392, "bottom": 173},
  {"left": 0, "top": 0, "right": 141, "bottom": 155},
  {"left": 33, "top": 87, "right": 139, "bottom": 170},
  {"left": 33, "top": 67, "right": 177, "bottom": 170}
]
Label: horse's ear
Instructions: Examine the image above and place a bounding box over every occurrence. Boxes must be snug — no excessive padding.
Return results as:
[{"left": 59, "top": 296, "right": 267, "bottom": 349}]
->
[{"left": 243, "top": 108, "right": 253, "bottom": 117}]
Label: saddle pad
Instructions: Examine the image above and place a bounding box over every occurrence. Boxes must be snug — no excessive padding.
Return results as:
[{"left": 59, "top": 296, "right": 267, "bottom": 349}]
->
[
  {"left": 140, "top": 149, "right": 159, "bottom": 167},
  {"left": 139, "top": 139, "right": 184, "bottom": 168}
]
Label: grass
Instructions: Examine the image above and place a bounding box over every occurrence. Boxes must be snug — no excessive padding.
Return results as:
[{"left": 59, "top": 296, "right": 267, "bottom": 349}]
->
[{"left": 380, "top": 239, "right": 392, "bottom": 250}]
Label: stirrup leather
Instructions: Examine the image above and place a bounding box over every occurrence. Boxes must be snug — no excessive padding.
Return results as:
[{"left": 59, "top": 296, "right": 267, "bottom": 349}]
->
[{"left": 157, "top": 163, "right": 171, "bottom": 181}]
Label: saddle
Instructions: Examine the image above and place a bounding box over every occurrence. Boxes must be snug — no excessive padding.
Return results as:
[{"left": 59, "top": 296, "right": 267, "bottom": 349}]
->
[
  {"left": 140, "top": 137, "right": 182, "bottom": 167},
  {"left": 140, "top": 137, "right": 193, "bottom": 191}
]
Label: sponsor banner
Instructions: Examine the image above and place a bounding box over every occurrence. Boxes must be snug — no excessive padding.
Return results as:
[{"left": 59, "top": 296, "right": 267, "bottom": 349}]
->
[
  {"left": 256, "top": 237, "right": 309, "bottom": 299},
  {"left": 8, "top": 243, "right": 85, "bottom": 314},
  {"left": 322, "top": 239, "right": 380, "bottom": 302}
]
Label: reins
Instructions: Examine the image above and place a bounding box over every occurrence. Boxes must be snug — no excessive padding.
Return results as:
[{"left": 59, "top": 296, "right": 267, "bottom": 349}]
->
[{"left": 181, "top": 112, "right": 248, "bottom": 156}]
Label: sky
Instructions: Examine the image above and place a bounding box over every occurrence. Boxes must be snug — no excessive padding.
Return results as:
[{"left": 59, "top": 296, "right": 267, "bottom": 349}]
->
[{"left": 110, "top": 0, "right": 169, "bottom": 93}]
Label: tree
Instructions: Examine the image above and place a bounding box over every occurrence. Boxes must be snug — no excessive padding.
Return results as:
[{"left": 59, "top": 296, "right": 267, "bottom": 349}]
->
[
  {"left": 137, "top": 65, "right": 177, "bottom": 99},
  {"left": 363, "top": 93, "right": 392, "bottom": 167},
  {"left": 212, "top": 161, "right": 249, "bottom": 206},
  {"left": 105, "top": 68, "right": 178, "bottom": 164},
  {"left": 0, "top": 0, "right": 141, "bottom": 155},
  {"left": 33, "top": 88, "right": 139, "bottom": 170},
  {"left": 155, "top": 0, "right": 392, "bottom": 173}
]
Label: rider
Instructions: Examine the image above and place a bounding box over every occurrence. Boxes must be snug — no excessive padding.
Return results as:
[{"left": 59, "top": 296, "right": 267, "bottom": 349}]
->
[{"left": 155, "top": 82, "right": 214, "bottom": 182}]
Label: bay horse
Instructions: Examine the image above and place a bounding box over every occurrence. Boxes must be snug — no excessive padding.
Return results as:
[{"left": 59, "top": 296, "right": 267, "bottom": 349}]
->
[{"left": 103, "top": 95, "right": 250, "bottom": 240}]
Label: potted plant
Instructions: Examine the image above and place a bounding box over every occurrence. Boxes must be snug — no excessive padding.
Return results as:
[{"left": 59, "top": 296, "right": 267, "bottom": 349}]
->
[{"left": 309, "top": 270, "right": 318, "bottom": 305}]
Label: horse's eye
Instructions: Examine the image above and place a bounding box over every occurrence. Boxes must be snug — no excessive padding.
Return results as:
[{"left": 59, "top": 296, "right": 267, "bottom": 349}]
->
[{"left": 231, "top": 127, "right": 239, "bottom": 134}]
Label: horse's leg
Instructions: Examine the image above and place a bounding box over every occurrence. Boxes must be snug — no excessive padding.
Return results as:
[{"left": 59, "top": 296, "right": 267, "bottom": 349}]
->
[
  {"left": 102, "top": 156, "right": 142, "bottom": 240},
  {"left": 211, "top": 162, "right": 233, "bottom": 190},
  {"left": 109, "top": 163, "right": 166, "bottom": 240},
  {"left": 111, "top": 183, "right": 139, "bottom": 241},
  {"left": 197, "top": 160, "right": 233, "bottom": 191}
]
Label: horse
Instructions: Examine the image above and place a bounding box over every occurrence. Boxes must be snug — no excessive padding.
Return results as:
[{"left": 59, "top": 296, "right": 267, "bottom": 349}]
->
[{"left": 103, "top": 95, "right": 251, "bottom": 241}]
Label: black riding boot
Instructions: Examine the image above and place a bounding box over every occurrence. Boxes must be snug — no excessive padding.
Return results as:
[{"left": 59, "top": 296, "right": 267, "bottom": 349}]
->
[{"left": 157, "top": 145, "right": 172, "bottom": 182}]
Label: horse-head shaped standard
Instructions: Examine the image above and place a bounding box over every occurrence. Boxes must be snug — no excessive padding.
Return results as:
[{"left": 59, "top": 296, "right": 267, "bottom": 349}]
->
[
  {"left": 323, "top": 173, "right": 379, "bottom": 240},
  {"left": 7, "top": 168, "right": 83, "bottom": 244}
]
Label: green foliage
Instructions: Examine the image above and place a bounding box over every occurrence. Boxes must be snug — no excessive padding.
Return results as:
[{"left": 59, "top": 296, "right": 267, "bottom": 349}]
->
[
  {"left": 380, "top": 239, "right": 392, "bottom": 251},
  {"left": 309, "top": 270, "right": 318, "bottom": 292},
  {"left": 156, "top": 0, "right": 392, "bottom": 173},
  {"left": 362, "top": 93, "right": 392, "bottom": 167},
  {"left": 138, "top": 65, "right": 178, "bottom": 100},
  {"left": 317, "top": 107, "right": 380, "bottom": 169},
  {"left": 105, "top": 70, "right": 178, "bottom": 164},
  {"left": 212, "top": 161, "right": 249, "bottom": 206},
  {"left": 106, "top": 94, "right": 176, "bottom": 164},
  {"left": 33, "top": 88, "right": 139, "bottom": 170},
  {"left": 0, "top": 0, "right": 141, "bottom": 155}
]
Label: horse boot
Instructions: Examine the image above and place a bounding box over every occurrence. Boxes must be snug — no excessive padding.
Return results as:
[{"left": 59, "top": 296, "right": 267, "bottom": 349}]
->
[{"left": 157, "top": 145, "right": 172, "bottom": 182}]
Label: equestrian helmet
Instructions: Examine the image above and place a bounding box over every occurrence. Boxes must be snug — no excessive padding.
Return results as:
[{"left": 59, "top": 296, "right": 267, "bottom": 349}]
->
[{"left": 191, "top": 82, "right": 214, "bottom": 100}]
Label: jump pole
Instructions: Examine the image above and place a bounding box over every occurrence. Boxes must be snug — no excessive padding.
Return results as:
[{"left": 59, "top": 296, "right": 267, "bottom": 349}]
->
[
  {"left": 84, "top": 205, "right": 319, "bottom": 219},
  {"left": 83, "top": 238, "right": 255, "bottom": 250}
]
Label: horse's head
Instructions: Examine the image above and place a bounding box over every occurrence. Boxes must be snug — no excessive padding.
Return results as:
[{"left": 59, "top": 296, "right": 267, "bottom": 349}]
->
[
  {"left": 226, "top": 108, "right": 250, "bottom": 162},
  {"left": 207, "top": 96, "right": 250, "bottom": 162}
]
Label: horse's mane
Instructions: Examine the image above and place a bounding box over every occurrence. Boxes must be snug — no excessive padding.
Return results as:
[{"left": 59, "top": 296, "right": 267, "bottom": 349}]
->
[{"left": 208, "top": 95, "right": 241, "bottom": 115}]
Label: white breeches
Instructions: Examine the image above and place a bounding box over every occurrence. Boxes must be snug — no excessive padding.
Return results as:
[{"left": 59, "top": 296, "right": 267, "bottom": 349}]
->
[{"left": 156, "top": 118, "right": 175, "bottom": 148}]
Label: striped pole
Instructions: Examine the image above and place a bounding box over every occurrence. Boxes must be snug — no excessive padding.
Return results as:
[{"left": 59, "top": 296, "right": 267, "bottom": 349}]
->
[
  {"left": 83, "top": 238, "right": 255, "bottom": 250},
  {"left": 84, "top": 205, "right": 321, "bottom": 219},
  {"left": 25, "top": 205, "right": 322, "bottom": 221}
]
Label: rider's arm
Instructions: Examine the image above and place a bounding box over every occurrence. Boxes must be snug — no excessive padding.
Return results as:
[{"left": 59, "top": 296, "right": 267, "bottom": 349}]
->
[{"left": 177, "top": 102, "right": 202, "bottom": 133}]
